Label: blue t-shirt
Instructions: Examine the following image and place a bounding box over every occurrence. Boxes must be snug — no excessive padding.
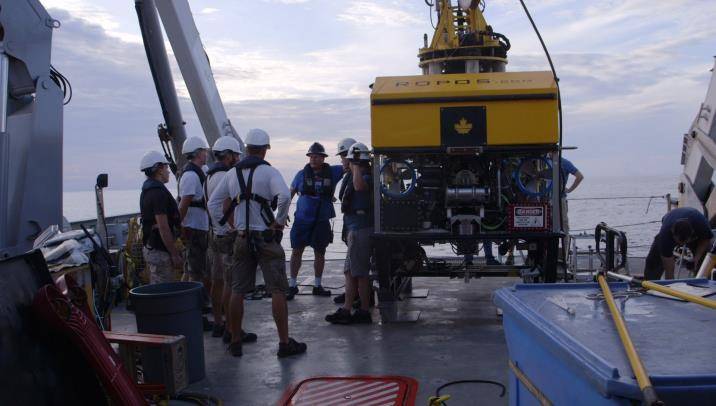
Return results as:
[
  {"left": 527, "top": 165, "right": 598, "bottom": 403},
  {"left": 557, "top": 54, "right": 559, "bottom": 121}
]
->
[
  {"left": 657, "top": 207, "right": 713, "bottom": 257},
  {"left": 559, "top": 157, "right": 578, "bottom": 195},
  {"left": 291, "top": 165, "right": 344, "bottom": 223},
  {"left": 343, "top": 174, "right": 373, "bottom": 231}
]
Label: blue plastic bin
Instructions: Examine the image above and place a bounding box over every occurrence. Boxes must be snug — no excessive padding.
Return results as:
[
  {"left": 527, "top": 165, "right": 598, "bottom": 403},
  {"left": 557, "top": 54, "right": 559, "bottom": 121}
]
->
[{"left": 494, "top": 280, "right": 716, "bottom": 405}]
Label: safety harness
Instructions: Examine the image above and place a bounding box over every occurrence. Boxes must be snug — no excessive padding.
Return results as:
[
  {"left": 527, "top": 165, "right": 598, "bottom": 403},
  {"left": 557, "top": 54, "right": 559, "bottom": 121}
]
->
[
  {"left": 182, "top": 162, "right": 207, "bottom": 209},
  {"left": 301, "top": 163, "right": 334, "bottom": 197},
  {"left": 218, "top": 156, "right": 276, "bottom": 228}
]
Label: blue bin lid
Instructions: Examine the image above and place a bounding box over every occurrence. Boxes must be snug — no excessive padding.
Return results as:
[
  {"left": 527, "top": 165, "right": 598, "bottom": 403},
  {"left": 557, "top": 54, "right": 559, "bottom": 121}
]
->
[{"left": 494, "top": 280, "right": 716, "bottom": 399}]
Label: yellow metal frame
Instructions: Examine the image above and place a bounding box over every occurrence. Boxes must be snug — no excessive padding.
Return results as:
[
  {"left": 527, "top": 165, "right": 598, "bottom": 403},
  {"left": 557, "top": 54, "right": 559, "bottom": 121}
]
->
[{"left": 370, "top": 71, "right": 558, "bottom": 148}]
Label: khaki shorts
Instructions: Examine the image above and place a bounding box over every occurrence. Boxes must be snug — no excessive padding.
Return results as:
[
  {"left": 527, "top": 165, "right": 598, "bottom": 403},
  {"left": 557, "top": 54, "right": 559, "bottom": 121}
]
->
[
  {"left": 143, "top": 247, "right": 176, "bottom": 284},
  {"left": 231, "top": 231, "right": 288, "bottom": 295},
  {"left": 185, "top": 228, "right": 209, "bottom": 280},
  {"left": 344, "top": 227, "right": 373, "bottom": 278},
  {"left": 210, "top": 231, "right": 237, "bottom": 284}
]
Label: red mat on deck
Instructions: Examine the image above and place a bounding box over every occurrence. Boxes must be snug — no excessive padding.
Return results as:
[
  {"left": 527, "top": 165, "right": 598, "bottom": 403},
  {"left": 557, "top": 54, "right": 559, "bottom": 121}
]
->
[{"left": 278, "top": 375, "right": 418, "bottom": 406}]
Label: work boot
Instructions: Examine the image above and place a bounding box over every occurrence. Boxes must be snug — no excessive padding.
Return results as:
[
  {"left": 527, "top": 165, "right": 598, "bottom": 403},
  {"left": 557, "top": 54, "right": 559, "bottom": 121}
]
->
[
  {"left": 241, "top": 331, "right": 258, "bottom": 343},
  {"left": 227, "top": 341, "right": 242, "bottom": 357},
  {"left": 351, "top": 309, "right": 372, "bottom": 324},
  {"left": 212, "top": 323, "right": 225, "bottom": 338},
  {"left": 286, "top": 286, "right": 299, "bottom": 301},
  {"left": 277, "top": 337, "right": 307, "bottom": 358},
  {"left": 333, "top": 293, "right": 346, "bottom": 304},
  {"left": 202, "top": 316, "right": 213, "bottom": 332},
  {"left": 325, "top": 308, "right": 353, "bottom": 325},
  {"left": 312, "top": 286, "right": 331, "bottom": 296},
  {"left": 223, "top": 330, "right": 257, "bottom": 344}
]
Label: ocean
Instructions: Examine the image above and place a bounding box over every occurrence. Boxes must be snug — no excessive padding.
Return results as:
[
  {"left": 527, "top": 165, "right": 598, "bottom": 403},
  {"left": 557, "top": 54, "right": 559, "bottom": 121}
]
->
[{"left": 63, "top": 175, "right": 676, "bottom": 260}]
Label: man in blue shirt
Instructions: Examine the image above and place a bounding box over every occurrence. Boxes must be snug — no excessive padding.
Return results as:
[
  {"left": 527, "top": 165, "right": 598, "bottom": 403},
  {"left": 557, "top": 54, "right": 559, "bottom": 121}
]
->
[
  {"left": 287, "top": 142, "right": 344, "bottom": 299},
  {"left": 556, "top": 155, "right": 584, "bottom": 260}
]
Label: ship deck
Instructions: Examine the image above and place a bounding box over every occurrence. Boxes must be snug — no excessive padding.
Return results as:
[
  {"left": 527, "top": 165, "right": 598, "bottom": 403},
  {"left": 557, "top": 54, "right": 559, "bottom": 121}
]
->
[{"left": 112, "top": 257, "right": 649, "bottom": 405}]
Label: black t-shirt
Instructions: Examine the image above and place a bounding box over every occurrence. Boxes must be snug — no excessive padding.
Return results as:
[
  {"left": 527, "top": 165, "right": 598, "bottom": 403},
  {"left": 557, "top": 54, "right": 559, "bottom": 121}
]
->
[
  {"left": 657, "top": 207, "right": 713, "bottom": 257},
  {"left": 140, "top": 181, "right": 180, "bottom": 252}
]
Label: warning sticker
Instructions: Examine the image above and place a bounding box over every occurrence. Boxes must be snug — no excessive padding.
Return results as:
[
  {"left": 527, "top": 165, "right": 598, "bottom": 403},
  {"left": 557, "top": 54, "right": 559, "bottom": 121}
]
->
[{"left": 511, "top": 205, "right": 546, "bottom": 229}]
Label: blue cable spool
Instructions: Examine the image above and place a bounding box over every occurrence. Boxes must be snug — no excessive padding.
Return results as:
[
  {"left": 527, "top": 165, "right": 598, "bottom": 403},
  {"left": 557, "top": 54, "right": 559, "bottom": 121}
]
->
[
  {"left": 379, "top": 159, "right": 417, "bottom": 199},
  {"left": 513, "top": 157, "right": 553, "bottom": 198}
]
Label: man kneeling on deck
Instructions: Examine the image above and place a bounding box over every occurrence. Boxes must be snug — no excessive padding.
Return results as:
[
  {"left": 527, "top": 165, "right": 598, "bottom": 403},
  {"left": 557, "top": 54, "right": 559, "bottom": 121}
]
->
[
  {"left": 644, "top": 207, "right": 714, "bottom": 280},
  {"left": 209, "top": 128, "right": 307, "bottom": 357},
  {"left": 326, "top": 142, "right": 374, "bottom": 324},
  {"left": 286, "top": 142, "right": 344, "bottom": 300}
]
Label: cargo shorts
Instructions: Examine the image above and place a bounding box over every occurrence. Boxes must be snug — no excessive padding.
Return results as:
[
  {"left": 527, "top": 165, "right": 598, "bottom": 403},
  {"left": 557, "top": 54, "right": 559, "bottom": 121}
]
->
[
  {"left": 210, "top": 231, "right": 237, "bottom": 284},
  {"left": 143, "top": 247, "right": 176, "bottom": 284},
  {"left": 231, "top": 231, "right": 288, "bottom": 295},
  {"left": 344, "top": 227, "right": 373, "bottom": 278},
  {"left": 185, "top": 228, "right": 209, "bottom": 280}
]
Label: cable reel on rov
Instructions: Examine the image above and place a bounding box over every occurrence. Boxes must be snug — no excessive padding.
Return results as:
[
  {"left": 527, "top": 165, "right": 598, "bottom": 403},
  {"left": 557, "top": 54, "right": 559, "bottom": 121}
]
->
[{"left": 514, "top": 156, "right": 553, "bottom": 199}]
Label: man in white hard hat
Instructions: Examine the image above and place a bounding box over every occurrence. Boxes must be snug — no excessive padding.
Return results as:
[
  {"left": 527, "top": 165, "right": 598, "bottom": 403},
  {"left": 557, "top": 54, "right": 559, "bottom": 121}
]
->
[
  {"left": 139, "top": 151, "right": 182, "bottom": 283},
  {"left": 209, "top": 128, "right": 307, "bottom": 358},
  {"left": 326, "top": 142, "right": 374, "bottom": 324},
  {"left": 179, "top": 136, "right": 212, "bottom": 330},
  {"left": 286, "top": 142, "right": 345, "bottom": 300},
  {"left": 205, "top": 136, "right": 256, "bottom": 343}
]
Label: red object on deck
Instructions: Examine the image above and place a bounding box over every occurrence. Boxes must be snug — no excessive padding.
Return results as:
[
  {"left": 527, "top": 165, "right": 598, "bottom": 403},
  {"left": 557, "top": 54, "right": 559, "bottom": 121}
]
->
[
  {"left": 278, "top": 376, "right": 419, "bottom": 406},
  {"left": 32, "top": 284, "right": 147, "bottom": 406}
]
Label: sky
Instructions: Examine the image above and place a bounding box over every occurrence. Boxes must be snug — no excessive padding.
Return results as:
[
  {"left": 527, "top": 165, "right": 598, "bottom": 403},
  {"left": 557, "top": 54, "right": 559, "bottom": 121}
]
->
[{"left": 40, "top": 0, "right": 716, "bottom": 192}]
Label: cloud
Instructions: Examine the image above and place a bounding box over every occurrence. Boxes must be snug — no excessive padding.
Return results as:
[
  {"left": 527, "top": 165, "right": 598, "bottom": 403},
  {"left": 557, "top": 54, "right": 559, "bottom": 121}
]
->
[
  {"left": 261, "top": 0, "right": 311, "bottom": 4},
  {"left": 337, "top": 1, "right": 422, "bottom": 27},
  {"left": 44, "top": 0, "right": 143, "bottom": 44},
  {"left": 200, "top": 7, "right": 220, "bottom": 15},
  {"left": 45, "top": 0, "right": 716, "bottom": 191}
]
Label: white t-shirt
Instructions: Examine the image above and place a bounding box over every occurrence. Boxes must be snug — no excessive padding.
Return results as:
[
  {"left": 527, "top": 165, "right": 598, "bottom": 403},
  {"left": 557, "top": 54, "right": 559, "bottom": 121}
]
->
[
  {"left": 179, "top": 170, "right": 209, "bottom": 231},
  {"left": 207, "top": 170, "right": 231, "bottom": 235},
  {"left": 208, "top": 164, "right": 290, "bottom": 232}
]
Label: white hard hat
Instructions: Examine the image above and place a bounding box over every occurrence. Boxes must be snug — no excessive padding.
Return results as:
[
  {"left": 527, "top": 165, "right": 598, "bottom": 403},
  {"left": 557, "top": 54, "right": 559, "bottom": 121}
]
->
[
  {"left": 245, "top": 128, "right": 270, "bottom": 148},
  {"left": 140, "top": 150, "right": 169, "bottom": 171},
  {"left": 348, "top": 142, "right": 371, "bottom": 161},
  {"left": 336, "top": 137, "right": 357, "bottom": 156},
  {"left": 182, "top": 136, "right": 209, "bottom": 155},
  {"left": 212, "top": 136, "right": 242, "bottom": 154}
]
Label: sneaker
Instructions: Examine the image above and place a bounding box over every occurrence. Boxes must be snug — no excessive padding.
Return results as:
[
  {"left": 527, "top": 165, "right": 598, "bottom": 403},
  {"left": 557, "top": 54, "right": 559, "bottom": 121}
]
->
[
  {"left": 202, "top": 316, "right": 214, "bottom": 332},
  {"left": 241, "top": 331, "right": 258, "bottom": 343},
  {"left": 227, "top": 341, "right": 242, "bottom": 357},
  {"left": 325, "top": 308, "right": 353, "bottom": 325},
  {"left": 286, "top": 286, "right": 299, "bottom": 301},
  {"left": 312, "top": 286, "right": 331, "bottom": 297},
  {"left": 333, "top": 293, "right": 346, "bottom": 304},
  {"left": 351, "top": 309, "right": 372, "bottom": 324},
  {"left": 277, "top": 337, "right": 307, "bottom": 358},
  {"left": 222, "top": 329, "right": 232, "bottom": 344},
  {"left": 212, "top": 323, "right": 225, "bottom": 338}
]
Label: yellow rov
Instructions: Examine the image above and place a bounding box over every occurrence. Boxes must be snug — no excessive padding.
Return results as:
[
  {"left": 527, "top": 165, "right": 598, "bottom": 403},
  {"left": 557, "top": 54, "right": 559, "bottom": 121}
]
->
[{"left": 367, "top": 1, "right": 563, "bottom": 320}]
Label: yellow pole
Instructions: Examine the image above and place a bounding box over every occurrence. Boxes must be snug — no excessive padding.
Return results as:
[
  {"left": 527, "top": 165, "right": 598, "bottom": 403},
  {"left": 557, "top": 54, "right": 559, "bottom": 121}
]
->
[
  {"left": 597, "top": 274, "right": 661, "bottom": 405},
  {"left": 606, "top": 271, "right": 716, "bottom": 310},
  {"left": 641, "top": 280, "right": 716, "bottom": 310}
]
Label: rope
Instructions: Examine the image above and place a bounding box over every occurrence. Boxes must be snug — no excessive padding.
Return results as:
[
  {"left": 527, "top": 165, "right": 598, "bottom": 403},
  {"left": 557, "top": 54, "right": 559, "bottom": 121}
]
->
[
  {"left": 567, "top": 195, "right": 666, "bottom": 201},
  {"left": 571, "top": 220, "right": 660, "bottom": 232}
]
